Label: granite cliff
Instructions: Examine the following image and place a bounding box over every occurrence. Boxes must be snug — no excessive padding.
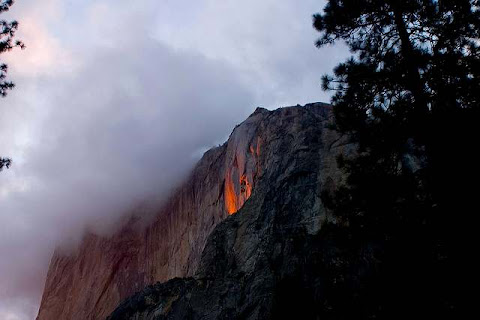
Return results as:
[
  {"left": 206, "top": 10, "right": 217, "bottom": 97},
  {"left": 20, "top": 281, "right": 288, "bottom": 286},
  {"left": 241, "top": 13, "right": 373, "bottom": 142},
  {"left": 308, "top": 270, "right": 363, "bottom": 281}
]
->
[
  {"left": 105, "top": 100, "right": 464, "bottom": 319},
  {"left": 105, "top": 103, "right": 353, "bottom": 320},
  {"left": 37, "top": 102, "right": 347, "bottom": 320}
]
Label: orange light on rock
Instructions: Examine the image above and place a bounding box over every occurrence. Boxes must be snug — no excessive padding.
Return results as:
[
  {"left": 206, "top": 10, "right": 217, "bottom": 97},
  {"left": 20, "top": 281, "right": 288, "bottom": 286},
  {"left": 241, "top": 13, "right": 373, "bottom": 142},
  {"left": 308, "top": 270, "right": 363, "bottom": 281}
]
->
[
  {"left": 224, "top": 137, "right": 261, "bottom": 215},
  {"left": 225, "top": 170, "right": 238, "bottom": 215}
]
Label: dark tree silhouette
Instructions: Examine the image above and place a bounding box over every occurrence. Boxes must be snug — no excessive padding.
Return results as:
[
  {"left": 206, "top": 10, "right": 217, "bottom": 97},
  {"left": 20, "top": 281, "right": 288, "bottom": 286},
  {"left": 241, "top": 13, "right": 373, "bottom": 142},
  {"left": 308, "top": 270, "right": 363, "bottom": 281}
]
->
[
  {"left": 313, "top": 1, "right": 478, "bottom": 318},
  {"left": 1, "top": 0, "right": 24, "bottom": 172},
  {"left": 0, "top": 156, "right": 11, "bottom": 170}
]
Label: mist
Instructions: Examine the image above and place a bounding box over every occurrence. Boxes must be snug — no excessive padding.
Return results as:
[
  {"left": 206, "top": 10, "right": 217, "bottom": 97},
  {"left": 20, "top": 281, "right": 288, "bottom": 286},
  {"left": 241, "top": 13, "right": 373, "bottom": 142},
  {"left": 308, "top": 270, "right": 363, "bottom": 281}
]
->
[{"left": 0, "top": 0, "right": 347, "bottom": 319}]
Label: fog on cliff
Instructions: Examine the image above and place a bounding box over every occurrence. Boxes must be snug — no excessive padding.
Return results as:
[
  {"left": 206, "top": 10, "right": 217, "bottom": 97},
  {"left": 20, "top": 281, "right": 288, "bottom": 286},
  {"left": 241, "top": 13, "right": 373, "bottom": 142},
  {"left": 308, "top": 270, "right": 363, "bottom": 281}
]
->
[{"left": 0, "top": 0, "right": 346, "bottom": 319}]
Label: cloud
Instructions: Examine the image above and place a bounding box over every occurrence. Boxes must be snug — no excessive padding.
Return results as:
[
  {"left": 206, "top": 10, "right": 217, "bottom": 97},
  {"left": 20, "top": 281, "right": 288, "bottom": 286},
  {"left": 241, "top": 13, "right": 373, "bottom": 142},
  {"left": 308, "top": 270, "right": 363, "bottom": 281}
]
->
[
  {"left": 0, "top": 1, "right": 347, "bottom": 319},
  {"left": 153, "top": 0, "right": 348, "bottom": 107}
]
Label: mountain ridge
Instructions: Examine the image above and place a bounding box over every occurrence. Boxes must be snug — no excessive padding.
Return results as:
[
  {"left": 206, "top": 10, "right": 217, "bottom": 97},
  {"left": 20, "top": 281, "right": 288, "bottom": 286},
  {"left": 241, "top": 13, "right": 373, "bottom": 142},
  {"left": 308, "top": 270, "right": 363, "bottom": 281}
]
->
[
  {"left": 37, "top": 102, "right": 344, "bottom": 320},
  {"left": 106, "top": 102, "right": 352, "bottom": 319}
]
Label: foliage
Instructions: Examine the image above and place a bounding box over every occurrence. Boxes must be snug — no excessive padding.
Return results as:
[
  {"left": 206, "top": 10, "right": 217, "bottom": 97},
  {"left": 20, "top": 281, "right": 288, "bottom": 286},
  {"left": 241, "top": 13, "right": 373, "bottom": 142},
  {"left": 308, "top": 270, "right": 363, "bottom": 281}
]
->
[
  {"left": 1, "top": 0, "right": 24, "bottom": 96},
  {"left": 314, "top": 0, "right": 478, "bottom": 318},
  {"left": 0, "top": 156, "right": 11, "bottom": 171},
  {"left": 1, "top": 0, "right": 24, "bottom": 172}
]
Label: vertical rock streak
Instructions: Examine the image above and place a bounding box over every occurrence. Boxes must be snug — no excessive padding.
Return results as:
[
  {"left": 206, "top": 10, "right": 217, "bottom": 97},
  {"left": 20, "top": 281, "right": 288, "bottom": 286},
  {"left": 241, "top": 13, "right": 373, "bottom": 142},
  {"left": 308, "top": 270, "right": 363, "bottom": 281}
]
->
[{"left": 224, "top": 139, "right": 260, "bottom": 215}]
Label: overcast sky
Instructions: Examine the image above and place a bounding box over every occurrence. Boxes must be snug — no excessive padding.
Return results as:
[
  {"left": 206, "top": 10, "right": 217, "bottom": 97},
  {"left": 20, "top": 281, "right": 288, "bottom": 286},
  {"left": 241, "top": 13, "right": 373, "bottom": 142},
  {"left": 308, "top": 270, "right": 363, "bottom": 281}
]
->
[{"left": 0, "top": 1, "right": 347, "bottom": 319}]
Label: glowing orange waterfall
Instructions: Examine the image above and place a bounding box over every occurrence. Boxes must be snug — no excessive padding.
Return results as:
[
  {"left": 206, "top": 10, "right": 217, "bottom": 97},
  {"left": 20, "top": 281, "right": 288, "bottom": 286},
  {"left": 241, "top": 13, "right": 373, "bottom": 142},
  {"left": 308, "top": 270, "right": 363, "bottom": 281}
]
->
[
  {"left": 224, "top": 138, "right": 261, "bottom": 215},
  {"left": 225, "top": 169, "right": 238, "bottom": 215}
]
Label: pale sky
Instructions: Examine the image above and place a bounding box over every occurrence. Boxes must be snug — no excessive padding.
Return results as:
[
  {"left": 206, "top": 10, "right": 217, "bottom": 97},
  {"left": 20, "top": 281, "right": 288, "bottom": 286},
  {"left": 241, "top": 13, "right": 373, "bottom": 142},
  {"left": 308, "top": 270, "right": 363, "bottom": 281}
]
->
[{"left": 0, "top": 1, "right": 347, "bottom": 319}]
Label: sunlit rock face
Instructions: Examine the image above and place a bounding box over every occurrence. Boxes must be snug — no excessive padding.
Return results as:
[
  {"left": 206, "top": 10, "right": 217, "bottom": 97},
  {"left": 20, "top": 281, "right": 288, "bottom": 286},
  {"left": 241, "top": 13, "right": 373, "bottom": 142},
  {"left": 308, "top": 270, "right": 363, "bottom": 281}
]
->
[
  {"left": 37, "top": 102, "right": 338, "bottom": 320},
  {"left": 224, "top": 110, "right": 264, "bottom": 214}
]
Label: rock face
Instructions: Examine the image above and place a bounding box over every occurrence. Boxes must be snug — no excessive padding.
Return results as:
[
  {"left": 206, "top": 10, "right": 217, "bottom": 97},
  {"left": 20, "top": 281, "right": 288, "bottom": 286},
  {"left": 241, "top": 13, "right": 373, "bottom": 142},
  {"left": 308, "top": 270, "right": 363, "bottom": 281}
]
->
[
  {"left": 105, "top": 103, "right": 354, "bottom": 320},
  {"left": 37, "top": 102, "right": 345, "bottom": 320}
]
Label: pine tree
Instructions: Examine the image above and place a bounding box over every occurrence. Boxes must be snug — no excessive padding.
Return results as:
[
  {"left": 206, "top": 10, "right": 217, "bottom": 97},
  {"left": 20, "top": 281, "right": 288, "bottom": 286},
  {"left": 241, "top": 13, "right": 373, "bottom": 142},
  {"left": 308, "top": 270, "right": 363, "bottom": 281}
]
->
[
  {"left": 313, "top": 1, "right": 478, "bottom": 318},
  {"left": 1, "top": 0, "right": 24, "bottom": 172}
]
